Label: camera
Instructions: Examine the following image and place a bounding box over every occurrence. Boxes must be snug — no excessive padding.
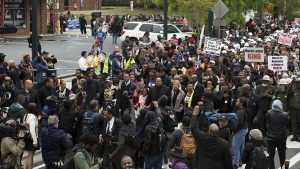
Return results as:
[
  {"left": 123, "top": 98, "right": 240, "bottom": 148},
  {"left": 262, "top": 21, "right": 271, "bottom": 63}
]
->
[
  {"left": 0, "top": 122, "right": 29, "bottom": 139},
  {"left": 77, "top": 91, "right": 86, "bottom": 97}
]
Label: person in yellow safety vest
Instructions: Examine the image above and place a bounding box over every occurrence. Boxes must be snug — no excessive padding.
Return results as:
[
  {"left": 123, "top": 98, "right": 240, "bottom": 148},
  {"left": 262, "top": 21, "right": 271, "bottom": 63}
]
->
[
  {"left": 100, "top": 57, "right": 111, "bottom": 79},
  {"left": 123, "top": 50, "right": 135, "bottom": 70}
]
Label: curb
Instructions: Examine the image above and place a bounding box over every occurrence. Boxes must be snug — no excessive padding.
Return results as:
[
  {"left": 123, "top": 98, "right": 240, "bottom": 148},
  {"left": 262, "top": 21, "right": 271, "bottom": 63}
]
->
[{"left": 58, "top": 73, "right": 75, "bottom": 79}]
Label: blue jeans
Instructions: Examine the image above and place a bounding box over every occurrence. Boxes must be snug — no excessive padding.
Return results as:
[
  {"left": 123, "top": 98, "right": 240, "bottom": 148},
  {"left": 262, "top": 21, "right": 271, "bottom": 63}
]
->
[
  {"left": 144, "top": 154, "right": 163, "bottom": 169},
  {"left": 112, "top": 33, "right": 118, "bottom": 44},
  {"left": 232, "top": 128, "right": 248, "bottom": 166}
]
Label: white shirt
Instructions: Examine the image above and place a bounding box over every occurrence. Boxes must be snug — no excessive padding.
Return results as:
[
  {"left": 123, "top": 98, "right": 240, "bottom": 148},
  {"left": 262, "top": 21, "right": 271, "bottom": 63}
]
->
[
  {"left": 23, "top": 113, "right": 39, "bottom": 145},
  {"left": 78, "top": 57, "right": 88, "bottom": 71},
  {"left": 106, "top": 117, "right": 115, "bottom": 133}
]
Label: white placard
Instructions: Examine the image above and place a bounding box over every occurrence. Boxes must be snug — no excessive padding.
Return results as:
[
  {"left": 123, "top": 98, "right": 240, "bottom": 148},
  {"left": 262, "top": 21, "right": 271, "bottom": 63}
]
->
[
  {"left": 268, "top": 56, "right": 288, "bottom": 71},
  {"left": 244, "top": 48, "right": 264, "bottom": 62},
  {"left": 204, "top": 37, "right": 222, "bottom": 55}
]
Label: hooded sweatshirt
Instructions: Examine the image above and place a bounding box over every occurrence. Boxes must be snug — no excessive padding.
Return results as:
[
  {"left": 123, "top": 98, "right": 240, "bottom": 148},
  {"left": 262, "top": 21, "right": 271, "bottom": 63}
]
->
[{"left": 266, "top": 100, "right": 289, "bottom": 140}]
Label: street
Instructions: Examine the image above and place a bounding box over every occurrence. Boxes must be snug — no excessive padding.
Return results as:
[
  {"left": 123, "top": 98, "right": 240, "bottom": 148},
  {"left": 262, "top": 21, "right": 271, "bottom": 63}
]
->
[{"left": 0, "top": 30, "right": 116, "bottom": 76}]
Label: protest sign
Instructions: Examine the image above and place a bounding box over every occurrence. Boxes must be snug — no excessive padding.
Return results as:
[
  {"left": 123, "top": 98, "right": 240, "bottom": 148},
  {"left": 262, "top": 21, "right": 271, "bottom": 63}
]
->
[
  {"left": 278, "top": 33, "right": 293, "bottom": 46},
  {"left": 203, "top": 37, "right": 222, "bottom": 55},
  {"left": 244, "top": 48, "right": 264, "bottom": 62},
  {"left": 268, "top": 56, "right": 288, "bottom": 71}
]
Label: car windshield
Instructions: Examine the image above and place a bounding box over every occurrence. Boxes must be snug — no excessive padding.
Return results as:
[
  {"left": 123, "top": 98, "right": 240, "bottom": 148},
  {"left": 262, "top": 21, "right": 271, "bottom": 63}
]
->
[{"left": 176, "top": 25, "right": 192, "bottom": 32}]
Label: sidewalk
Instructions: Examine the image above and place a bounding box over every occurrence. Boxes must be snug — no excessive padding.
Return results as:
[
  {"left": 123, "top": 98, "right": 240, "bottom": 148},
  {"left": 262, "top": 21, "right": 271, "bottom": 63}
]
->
[{"left": 0, "top": 28, "right": 93, "bottom": 41}]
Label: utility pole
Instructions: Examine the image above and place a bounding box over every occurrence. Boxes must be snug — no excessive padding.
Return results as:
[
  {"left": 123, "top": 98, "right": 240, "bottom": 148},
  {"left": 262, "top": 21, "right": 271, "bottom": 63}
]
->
[
  {"left": 31, "top": 0, "right": 38, "bottom": 59},
  {"left": 163, "top": 0, "right": 168, "bottom": 40}
]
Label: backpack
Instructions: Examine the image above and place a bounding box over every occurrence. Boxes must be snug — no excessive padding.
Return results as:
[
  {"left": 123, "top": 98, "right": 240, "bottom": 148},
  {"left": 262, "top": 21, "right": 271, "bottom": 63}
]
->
[
  {"left": 154, "top": 127, "right": 168, "bottom": 152},
  {"left": 180, "top": 130, "right": 196, "bottom": 157},
  {"left": 251, "top": 146, "right": 269, "bottom": 169},
  {"left": 124, "top": 132, "right": 141, "bottom": 150},
  {"left": 82, "top": 112, "right": 97, "bottom": 135},
  {"left": 62, "top": 149, "right": 89, "bottom": 169},
  {"left": 162, "top": 109, "right": 177, "bottom": 133}
]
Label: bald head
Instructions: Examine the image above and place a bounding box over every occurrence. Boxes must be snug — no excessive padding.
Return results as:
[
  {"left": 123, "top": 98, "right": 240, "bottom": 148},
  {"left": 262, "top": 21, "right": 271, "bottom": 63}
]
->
[
  {"left": 209, "top": 124, "right": 219, "bottom": 136},
  {"left": 121, "top": 156, "right": 133, "bottom": 169},
  {"left": 25, "top": 80, "right": 33, "bottom": 90}
]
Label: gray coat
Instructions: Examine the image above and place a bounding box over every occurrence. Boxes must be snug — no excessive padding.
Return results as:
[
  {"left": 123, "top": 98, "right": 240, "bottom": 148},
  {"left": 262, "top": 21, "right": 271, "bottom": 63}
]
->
[{"left": 170, "top": 89, "right": 185, "bottom": 113}]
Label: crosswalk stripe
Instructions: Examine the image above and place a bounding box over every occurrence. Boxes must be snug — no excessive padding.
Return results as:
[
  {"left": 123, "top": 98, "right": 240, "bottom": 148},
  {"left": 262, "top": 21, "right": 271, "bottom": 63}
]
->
[{"left": 33, "top": 164, "right": 45, "bottom": 169}]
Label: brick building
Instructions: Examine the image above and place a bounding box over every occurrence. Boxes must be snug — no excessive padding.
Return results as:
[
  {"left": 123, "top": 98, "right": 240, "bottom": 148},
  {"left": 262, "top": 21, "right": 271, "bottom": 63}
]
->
[
  {"left": 65, "top": 0, "right": 102, "bottom": 10},
  {"left": 0, "top": 0, "right": 64, "bottom": 36}
]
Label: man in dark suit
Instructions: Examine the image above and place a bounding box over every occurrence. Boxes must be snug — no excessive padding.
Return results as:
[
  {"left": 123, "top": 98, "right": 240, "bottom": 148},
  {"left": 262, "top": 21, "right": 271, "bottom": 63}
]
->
[
  {"left": 146, "top": 77, "right": 170, "bottom": 107},
  {"left": 83, "top": 72, "right": 102, "bottom": 105},
  {"left": 191, "top": 74, "right": 204, "bottom": 103},
  {"left": 99, "top": 105, "right": 122, "bottom": 169},
  {"left": 117, "top": 72, "right": 135, "bottom": 116},
  {"left": 38, "top": 78, "right": 56, "bottom": 108},
  {"left": 191, "top": 105, "right": 233, "bottom": 169},
  {"left": 16, "top": 79, "right": 41, "bottom": 111},
  {"left": 71, "top": 69, "right": 82, "bottom": 87}
]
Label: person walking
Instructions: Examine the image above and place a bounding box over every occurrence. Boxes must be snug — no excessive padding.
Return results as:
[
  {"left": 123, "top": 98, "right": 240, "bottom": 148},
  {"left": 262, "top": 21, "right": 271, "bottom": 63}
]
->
[
  {"left": 266, "top": 100, "right": 289, "bottom": 169},
  {"left": 94, "top": 27, "right": 105, "bottom": 52},
  {"left": 232, "top": 97, "right": 248, "bottom": 169},
  {"left": 79, "top": 15, "right": 87, "bottom": 35},
  {"left": 40, "top": 115, "right": 69, "bottom": 169},
  {"left": 110, "top": 19, "right": 120, "bottom": 44},
  {"left": 23, "top": 103, "right": 39, "bottom": 169}
]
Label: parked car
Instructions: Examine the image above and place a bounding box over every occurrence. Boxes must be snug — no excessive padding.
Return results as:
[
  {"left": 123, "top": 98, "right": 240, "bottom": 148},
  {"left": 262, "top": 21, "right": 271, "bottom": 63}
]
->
[
  {"left": 120, "top": 22, "right": 192, "bottom": 42},
  {"left": 66, "top": 20, "right": 80, "bottom": 30}
]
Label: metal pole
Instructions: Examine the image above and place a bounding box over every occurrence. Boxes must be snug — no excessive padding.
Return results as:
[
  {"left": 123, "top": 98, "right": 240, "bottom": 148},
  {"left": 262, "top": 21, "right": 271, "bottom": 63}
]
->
[
  {"left": 31, "top": 0, "right": 38, "bottom": 59},
  {"left": 163, "top": 0, "right": 168, "bottom": 40},
  {"left": 218, "top": 2, "right": 221, "bottom": 39}
]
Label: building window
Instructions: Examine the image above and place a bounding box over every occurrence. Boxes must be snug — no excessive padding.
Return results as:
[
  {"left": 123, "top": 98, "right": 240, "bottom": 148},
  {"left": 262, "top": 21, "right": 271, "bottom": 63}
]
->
[{"left": 4, "top": 0, "right": 26, "bottom": 28}]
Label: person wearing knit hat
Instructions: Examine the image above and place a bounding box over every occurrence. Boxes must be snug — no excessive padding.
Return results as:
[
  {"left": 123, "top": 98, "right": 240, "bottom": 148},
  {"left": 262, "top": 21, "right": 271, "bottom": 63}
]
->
[
  {"left": 241, "top": 129, "right": 266, "bottom": 169},
  {"left": 143, "top": 110, "right": 165, "bottom": 169},
  {"left": 266, "top": 100, "right": 289, "bottom": 169}
]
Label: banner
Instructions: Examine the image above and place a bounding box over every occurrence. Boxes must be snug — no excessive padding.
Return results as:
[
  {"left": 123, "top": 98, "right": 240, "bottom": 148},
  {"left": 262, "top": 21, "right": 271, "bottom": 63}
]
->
[
  {"left": 268, "top": 56, "right": 288, "bottom": 71},
  {"left": 203, "top": 37, "right": 222, "bottom": 55},
  {"left": 244, "top": 48, "right": 264, "bottom": 62},
  {"left": 278, "top": 33, "right": 293, "bottom": 46}
]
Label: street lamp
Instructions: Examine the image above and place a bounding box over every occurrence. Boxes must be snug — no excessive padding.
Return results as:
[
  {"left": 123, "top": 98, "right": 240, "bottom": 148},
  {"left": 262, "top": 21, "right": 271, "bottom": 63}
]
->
[
  {"left": 31, "top": 0, "right": 38, "bottom": 59},
  {"left": 163, "top": 0, "right": 168, "bottom": 40}
]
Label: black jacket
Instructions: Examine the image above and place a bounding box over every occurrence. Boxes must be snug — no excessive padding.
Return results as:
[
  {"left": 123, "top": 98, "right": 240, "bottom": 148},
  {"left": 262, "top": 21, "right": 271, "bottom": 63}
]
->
[
  {"left": 234, "top": 108, "right": 248, "bottom": 133},
  {"left": 38, "top": 86, "right": 56, "bottom": 108},
  {"left": 191, "top": 115, "right": 233, "bottom": 169},
  {"left": 83, "top": 79, "right": 102, "bottom": 104},
  {"left": 266, "top": 100, "right": 289, "bottom": 140},
  {"left": 142, "top": 119, "right": 162, "bottom": 156},
  {"left": 16, "top": 89, "right": 41, "bottom": 111},
  {"left": 146, "top": 85, "right": 170, "bottom": 106},
  {"left": 246, "top": 93, "right": 262, "bottom": 130}
]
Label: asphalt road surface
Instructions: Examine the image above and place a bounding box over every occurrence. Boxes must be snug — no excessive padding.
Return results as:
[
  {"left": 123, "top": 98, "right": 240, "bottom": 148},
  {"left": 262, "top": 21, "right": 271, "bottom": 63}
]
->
[{"left": 0, "top": 30, "right": 116, "bottom": 76}]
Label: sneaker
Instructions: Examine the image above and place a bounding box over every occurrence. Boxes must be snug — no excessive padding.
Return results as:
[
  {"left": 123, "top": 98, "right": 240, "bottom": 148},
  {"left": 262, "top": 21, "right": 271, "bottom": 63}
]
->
[{"left": 291, "top": 136, "right": 298, "bottom": 141}]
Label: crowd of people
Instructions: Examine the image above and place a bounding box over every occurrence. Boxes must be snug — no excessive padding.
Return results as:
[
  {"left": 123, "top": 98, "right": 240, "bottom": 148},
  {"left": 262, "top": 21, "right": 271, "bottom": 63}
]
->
[{"left": 1, "top": 16, "right": 300, "bottom": 169}]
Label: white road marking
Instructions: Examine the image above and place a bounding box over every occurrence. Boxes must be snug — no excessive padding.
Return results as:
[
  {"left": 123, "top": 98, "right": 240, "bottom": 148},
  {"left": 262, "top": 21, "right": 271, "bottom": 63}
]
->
[
  {"left": 58, "top": 59, "right": 78, "bottom": 63},
  {"left": 33, "top": 164, "right": 45, "bottom": 169}
]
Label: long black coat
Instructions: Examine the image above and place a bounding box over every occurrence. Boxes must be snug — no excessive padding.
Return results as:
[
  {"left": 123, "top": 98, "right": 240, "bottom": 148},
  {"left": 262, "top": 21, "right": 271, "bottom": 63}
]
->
[{"left": 191, "top": 116, "right": 233, "bottom": 169}]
